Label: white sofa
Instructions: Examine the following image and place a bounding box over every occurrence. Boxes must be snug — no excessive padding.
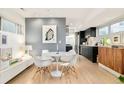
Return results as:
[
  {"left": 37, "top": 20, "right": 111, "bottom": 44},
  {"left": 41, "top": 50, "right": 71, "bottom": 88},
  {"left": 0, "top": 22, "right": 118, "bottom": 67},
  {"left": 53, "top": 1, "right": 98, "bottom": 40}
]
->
[{"left": 0, "top": 57, "right": 33, "bottom": 84}]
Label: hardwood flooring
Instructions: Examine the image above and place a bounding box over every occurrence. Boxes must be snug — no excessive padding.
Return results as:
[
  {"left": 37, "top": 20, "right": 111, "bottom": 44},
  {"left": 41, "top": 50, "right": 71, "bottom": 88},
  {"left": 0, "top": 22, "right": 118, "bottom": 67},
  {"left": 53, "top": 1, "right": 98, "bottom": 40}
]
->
[{"left": 7, "top": 56, "right": 121, "bottom": 84}]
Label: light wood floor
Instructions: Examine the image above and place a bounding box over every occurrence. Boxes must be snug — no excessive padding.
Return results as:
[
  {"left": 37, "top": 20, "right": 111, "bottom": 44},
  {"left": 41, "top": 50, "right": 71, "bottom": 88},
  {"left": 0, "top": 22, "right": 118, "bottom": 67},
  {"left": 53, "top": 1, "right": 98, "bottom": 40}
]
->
[{"left": 7, "top": 56, "right": 121, "bottom": 84}]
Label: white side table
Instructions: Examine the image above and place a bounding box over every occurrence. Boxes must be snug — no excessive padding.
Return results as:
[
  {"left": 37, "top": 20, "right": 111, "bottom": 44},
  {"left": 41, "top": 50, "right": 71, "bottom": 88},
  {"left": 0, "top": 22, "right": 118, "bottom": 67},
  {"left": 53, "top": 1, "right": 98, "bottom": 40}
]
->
[{"left": 51, "top": 55, "right": 62, "bottom": 77}]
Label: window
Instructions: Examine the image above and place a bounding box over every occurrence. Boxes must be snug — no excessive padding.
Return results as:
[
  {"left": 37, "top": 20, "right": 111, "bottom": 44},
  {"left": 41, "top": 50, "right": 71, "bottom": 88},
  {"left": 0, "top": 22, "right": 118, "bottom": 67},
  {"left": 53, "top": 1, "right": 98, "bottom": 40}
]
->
[
  {"left": 1, "top": 18, "right": 16, "bottom": 33},
  {"left": 0, "top": 17, "right": 1, "bottom": 30},
  {"left": 17, "top": 24, "right": 20, "bottom": 34},
  {"left": 99, "top": 26, "right": 109, "bottom": 36},
  {"left": 111, "top": 21, "right": 124, "bottom": 33}
]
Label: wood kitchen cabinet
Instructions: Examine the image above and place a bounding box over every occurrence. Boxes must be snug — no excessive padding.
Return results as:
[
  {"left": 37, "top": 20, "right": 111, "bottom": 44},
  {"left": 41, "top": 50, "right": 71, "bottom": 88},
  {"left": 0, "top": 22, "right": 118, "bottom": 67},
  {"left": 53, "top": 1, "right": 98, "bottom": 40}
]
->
[
  {"left": 98, "top": 47, "right": 106, "bottom": 65},
  {"left": 113, "top": 48, "right": 123, "bottom": 73},
  {"left": 98, "top": 47, "right": 124, "bottom": 74},
  {"left": 106, "top": 48, "right": 114, "bottom": 69}
]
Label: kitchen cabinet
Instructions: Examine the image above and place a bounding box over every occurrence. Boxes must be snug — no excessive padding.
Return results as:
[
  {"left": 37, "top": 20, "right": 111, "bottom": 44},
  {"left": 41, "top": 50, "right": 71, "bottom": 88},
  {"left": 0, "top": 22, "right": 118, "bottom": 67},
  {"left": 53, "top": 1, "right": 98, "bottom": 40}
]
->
[
  {"left": 0, "top": 57, "right": 33, "bottom": 84},
  {"left": 79, "top": 27, "right": 96, "bottom": 45},
  {"left": 85, "top": 27, "right": 96, "bottom": 37},
  {"left": 80, "top": 45, "right": 98, "bottom": 63},
  {"left": 98, "top": 47, "right": 124, "bottom": 74},
  {"left": 79, "top": 27, "right": 97, "bottom": 62}
]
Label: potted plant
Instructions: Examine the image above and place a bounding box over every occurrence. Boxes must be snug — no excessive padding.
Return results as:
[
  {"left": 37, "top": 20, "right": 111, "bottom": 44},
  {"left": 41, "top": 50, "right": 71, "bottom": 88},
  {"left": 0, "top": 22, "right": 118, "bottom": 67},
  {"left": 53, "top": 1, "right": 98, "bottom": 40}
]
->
[{"left": 118, "top": 76, "right": 124, "bottom": 83}]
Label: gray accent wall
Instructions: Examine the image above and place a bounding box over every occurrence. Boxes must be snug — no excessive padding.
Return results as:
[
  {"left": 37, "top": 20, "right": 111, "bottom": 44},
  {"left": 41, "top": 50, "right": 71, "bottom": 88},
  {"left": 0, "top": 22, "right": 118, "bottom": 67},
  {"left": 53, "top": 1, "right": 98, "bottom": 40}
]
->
[{"left": 25, "top": 18, "right": 66, "bottom": 55}]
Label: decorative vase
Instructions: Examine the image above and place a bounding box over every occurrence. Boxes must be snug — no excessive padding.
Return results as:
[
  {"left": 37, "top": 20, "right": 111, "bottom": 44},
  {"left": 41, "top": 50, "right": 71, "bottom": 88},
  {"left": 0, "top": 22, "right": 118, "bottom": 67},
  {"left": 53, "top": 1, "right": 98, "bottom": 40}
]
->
[{"left": 0, "top": 60, "right": 10, "bottom": 70}]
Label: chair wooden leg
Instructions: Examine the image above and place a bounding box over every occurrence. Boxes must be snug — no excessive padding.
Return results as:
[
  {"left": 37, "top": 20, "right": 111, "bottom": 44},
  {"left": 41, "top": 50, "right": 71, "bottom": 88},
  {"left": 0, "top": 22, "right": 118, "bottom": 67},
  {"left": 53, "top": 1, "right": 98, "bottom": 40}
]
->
[
  {"left": 33, "top": 66, "right": 52, "bottom": 83},
  {"left": 33, "top": 67, "right": 41, "bottom": 79},
  {"left": 61, "top": 66, "right": 64, "bottom": 73},
  {"left": 40, "top": 67, "right": 45, "bottom": 83},
  {"left": 59, "top": 66, "right": 63, "bottom": 79},
  {"left": 39, "top": 69, "right": 41, "bottom": 83},
  {"left": 40, "top": 66, "right": 51, "bottom": 81},
  {"left": 64, "top": 66, "right": 78, "bottom": 79},
  {"left": 47, "top": 66, "right": 52, "bottom": 78},
  {"left": 71, "top": 66, "right": 78, "bottom": 79},
  {"left": 46, "top": 67, "right": 50, "bottom": 73},
  {"left": 64, "top": 66, "right": 70, "bottom": 76}
]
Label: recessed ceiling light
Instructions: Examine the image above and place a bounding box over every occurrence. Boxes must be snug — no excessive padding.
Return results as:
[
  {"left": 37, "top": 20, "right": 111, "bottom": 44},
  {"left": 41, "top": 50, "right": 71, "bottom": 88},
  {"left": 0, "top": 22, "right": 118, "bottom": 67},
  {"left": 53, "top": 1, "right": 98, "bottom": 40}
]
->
[
  {"left": 20, "top": 8, "right": 24, "bottom": 11},
  {"left": 70, "top": 23, "right": 73, "bottom": 25}
]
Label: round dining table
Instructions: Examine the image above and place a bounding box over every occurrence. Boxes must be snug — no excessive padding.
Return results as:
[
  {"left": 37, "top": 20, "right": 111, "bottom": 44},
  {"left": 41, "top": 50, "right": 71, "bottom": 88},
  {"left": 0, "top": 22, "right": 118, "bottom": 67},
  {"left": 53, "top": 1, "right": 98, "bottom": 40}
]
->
[{"left": 44, "top": 52, "right": 68, "bottom": 78}]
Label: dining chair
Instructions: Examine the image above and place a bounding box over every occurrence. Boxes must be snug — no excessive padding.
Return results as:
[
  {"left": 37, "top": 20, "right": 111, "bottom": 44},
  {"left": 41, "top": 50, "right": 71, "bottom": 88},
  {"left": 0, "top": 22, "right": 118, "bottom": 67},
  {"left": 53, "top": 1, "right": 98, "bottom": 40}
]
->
[
  {"left": 60, "top": 50, "right": 78, "bottom": 79},
  {"left": 42, "top": 50, "right": 49, "bottom": 54},
  {"left": 60, "top": 49, "right": 76, "bottom": 62},
  {"left": 68, "top": 49, "right": 76, "bottom": 55},
  {"left": 41, "top": 49, "right": 54, "bottom": 62},
  {"left": 32, "top": 55, "right": 52, "bottom": 80}
]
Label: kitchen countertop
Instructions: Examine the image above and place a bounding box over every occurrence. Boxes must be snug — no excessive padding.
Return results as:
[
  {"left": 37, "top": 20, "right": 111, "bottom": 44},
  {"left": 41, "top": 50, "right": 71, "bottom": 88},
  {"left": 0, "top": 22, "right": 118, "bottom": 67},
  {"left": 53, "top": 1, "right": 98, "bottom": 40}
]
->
[
  {"left": 98, "top": 46, "right": 124, "bottom": 49},
  {"left": 80, "top": 45, "right": 124, "bottom": 49},
  {"left": 80, "top": 45, "right": 98, "bottom": 47},
  {"left": 98, "top": 46, "right": 112, "bottom": 48}
]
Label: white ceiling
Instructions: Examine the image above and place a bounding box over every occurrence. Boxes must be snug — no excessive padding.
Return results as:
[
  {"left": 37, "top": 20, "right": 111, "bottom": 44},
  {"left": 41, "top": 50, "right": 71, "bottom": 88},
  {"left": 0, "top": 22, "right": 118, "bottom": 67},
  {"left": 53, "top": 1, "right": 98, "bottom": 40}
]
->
[{"left": 14, "top": 8, "right": 124, "bottom": 31}]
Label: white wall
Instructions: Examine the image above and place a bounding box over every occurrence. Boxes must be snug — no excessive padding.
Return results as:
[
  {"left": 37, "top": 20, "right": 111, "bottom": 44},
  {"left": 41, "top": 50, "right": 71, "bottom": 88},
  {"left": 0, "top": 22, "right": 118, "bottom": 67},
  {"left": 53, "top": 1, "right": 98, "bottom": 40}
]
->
[
  {"left": 0, "top": 9, "right": 25, "bottom": 58},
  {"left": 0, "top": 9, "right": 25, "bottom": 25}
]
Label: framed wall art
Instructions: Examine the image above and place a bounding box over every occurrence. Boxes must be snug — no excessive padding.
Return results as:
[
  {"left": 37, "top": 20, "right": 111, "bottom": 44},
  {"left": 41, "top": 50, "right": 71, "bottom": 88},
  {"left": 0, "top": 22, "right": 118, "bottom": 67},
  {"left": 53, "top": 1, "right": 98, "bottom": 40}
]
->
[
  {"left": 42, "top": 25, "right": 57, "bottom": 43},
  {"left": 112, "top": 34, "right": 121, "bottom": 44},
  {"left": 2, "top": 35, "right": 7, "bottom": 44}
]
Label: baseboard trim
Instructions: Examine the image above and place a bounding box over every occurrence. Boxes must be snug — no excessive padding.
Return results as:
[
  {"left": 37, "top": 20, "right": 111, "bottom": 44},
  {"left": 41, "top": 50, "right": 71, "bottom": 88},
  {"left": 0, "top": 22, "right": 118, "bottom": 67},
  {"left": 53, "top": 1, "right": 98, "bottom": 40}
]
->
[{"left": 98, "top": 63, "right": 123, "bottom": 77}]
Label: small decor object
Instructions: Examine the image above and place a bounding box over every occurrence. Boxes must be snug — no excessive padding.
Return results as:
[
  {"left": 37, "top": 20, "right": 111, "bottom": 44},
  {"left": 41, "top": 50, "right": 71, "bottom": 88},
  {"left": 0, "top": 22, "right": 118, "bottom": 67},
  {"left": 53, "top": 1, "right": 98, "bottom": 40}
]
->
[
  {"left": 2, "top": 35, "right": 7, "bottom": 44},
  {"left": 0, "top": 48, "right": 12, "bottom": 59},
  {"left": 26, "top": 45, "right": 32, "bottom": 55},
  {"left": 0, "top": 60, "right": 9, "bottom": 70},
  {"left": 9, "top": 59, "right": 18, "bottom": 65},
  {"left": 112, "top": 34, "right": 121, "bottom": 44},
  {"left": 102, "top": 37, "right": 111, "bottom": 46},
  {"left": 42, "top": 25, "right": 57, "bottom": 43},
  {"left": 118, "top": 76, "right": 124, "bottom": 83}
]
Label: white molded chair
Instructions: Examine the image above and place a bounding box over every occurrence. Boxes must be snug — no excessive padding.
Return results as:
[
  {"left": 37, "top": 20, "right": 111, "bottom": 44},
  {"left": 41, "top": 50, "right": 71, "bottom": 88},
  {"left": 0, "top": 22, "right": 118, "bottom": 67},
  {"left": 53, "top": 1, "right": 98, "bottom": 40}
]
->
[
  {"left": 42, "top": 50, "right": 49, "bottom": 54},
  {"left": 68, "top": 49, "right": 76, "bottom": 55},
  {"left": 41, "top": 50, "right": 54, "bottom": 62},
  {"left": 32, "top": 55, "right": 52, "bottom": 79},
  {"left": 60, "top": 50, "right": 76, "bottom": 63},
  {"left": 60, "top": 50, "right": 78, "bottom": 79}
]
